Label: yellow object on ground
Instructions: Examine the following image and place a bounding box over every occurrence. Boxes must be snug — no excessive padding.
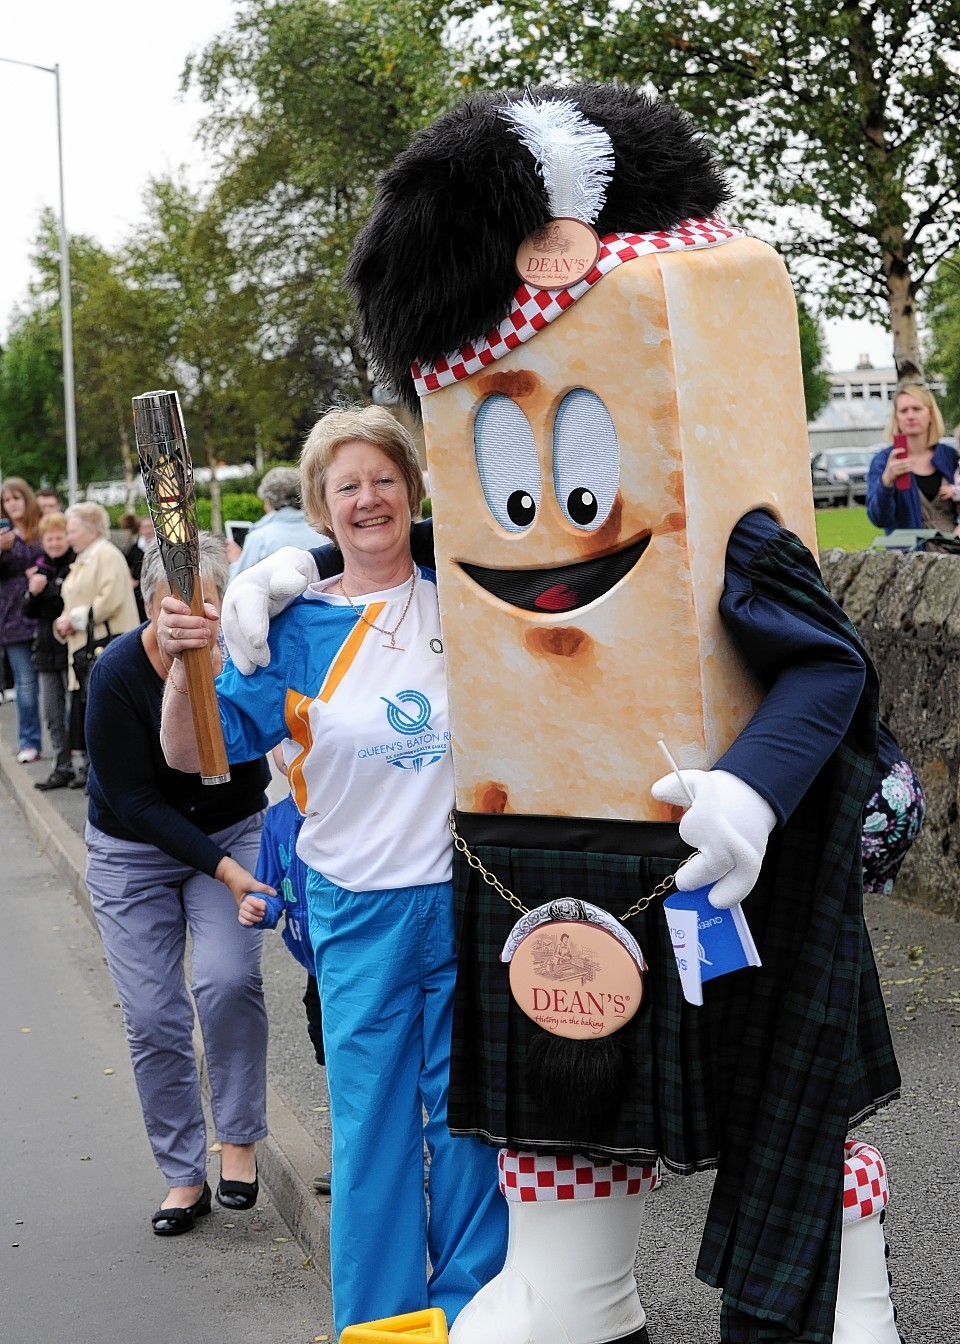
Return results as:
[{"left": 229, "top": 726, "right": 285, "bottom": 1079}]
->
[{"left": 339, "top": 1307, "right": 449, "bottom": 1342}]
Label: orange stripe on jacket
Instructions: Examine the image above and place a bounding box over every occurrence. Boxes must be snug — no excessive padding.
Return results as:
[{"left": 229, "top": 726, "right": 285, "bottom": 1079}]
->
[
  {"left": 282, "top": 606, "right": 385, "bottom": 812},
  {"left": 318, "top": 603, "right": 386, "bottom": 703},
  {"left": 284, "top": 690, "right": 315, "bottom": 814}
]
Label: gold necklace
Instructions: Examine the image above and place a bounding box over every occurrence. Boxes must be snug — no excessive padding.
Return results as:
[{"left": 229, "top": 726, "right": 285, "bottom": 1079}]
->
[{"left": 338, "top": 568, "right": 418, "bottom": 651}]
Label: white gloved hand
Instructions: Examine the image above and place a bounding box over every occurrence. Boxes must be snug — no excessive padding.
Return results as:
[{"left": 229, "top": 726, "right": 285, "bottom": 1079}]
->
[
  {"left": 221, "top": 546, "right": 320, "bottom": 675},
  {"left": 650, "top": 768, "right": 777, "bottom": 909}
]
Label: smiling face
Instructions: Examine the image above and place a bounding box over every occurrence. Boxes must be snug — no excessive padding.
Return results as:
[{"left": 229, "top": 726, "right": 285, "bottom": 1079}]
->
[
  {"left": 42, "top": 528, "right": 69, "bottom": 559},
  {"left": 323, "top": 439, "right": 413, "bottom": 578},
  {"left": 421, "top": 237, "right": 817, "bottom": 820}
]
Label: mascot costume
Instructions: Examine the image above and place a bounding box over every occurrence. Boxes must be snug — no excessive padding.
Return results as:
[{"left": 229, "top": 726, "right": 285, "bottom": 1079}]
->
[{"left": 224, "top": 86, "right": 902, "bottom": 1344}]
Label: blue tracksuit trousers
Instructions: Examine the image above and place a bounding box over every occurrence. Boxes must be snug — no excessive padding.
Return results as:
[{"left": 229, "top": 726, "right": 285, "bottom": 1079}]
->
[{"left": 305, "top": 871, "right": 507, "bottom": 1335}]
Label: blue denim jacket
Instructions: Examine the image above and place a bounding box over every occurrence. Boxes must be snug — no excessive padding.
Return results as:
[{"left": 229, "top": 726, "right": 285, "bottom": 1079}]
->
[{"left": 866, "top": 439, "right": 959, "bottom": 532}]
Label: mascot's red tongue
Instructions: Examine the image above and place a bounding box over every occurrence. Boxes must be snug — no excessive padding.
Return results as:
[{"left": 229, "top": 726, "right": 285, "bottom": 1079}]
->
[{"left": 535, "top": 584, "right": 579, "bottom": 611}]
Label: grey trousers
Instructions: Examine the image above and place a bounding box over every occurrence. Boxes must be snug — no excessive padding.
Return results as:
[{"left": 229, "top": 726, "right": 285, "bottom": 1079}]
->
[
  {"left": 85, "top": 813, "right": 269, "bottom": 1186},
  {"left": 37, "top": 668, "right": 71, "bottom": 770}
]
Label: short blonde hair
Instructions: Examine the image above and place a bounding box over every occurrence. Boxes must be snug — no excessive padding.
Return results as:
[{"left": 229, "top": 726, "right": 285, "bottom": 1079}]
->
[
  {"left": 888, "top": 383, "right": 946, "bottom": 450},
  {"left": 38, "top": 511, "right": 68, "bottom": 538},
  {"left": 65, "top": 501, "right": 110, "bottom": 539},
  {"left": 300, "top": 405, "right": 425, "bottom": 541}
]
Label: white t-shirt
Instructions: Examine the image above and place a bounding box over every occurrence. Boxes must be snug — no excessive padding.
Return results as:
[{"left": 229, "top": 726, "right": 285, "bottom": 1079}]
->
[{"left": 217, "top": 568, "right": 454, "bottom": 891}]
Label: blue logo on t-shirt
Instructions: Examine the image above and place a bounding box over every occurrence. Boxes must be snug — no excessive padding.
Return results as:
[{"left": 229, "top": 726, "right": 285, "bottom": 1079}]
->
[
  {"left": 379, "top": 690, "right": 447, "bottom": 774},
  {"left": 381, "top": 689, "right": 432, "bottom": 734}
]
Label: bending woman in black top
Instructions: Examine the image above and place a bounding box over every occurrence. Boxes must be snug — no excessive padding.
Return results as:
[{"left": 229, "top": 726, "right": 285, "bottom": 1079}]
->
[{"left": 84, "top": 534, "right": 275, "bottom": 1235}]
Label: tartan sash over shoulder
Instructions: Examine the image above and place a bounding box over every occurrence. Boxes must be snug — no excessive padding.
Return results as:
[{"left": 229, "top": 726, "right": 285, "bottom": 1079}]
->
[{"left": 448, "top": 522, "right": 900, "bottom": 1344}]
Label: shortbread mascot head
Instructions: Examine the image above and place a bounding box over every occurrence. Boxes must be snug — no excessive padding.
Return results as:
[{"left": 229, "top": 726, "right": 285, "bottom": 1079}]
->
[{"left": 347, "top": 85, "right": 901, "bottom": 1344}]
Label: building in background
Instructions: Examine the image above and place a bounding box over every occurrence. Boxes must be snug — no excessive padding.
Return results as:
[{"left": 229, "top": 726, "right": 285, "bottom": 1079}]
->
[{"left": 809, "top": 355, "right": 947, "bottom": 452}]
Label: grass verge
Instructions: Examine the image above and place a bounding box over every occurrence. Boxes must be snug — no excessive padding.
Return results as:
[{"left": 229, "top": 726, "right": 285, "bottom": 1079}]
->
[{"left": 815, "top": 506, "right": 881, "bottom": 552}]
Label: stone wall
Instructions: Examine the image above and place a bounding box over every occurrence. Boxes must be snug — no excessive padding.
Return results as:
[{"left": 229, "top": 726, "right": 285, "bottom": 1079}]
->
[{"left": 820, "top": 548, "right": 960, "bottom": 922}]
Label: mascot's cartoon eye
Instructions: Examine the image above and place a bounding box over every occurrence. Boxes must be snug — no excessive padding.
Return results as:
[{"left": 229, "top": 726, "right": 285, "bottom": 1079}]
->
[
  {"left": 474, "top": 394, "right": 541, "bottom": 533},
  {"left": 507, "top": 490, "right": 537, "bottom": 526},
  {"left": 553, "top": 388, "right": 619, "bottom": 531}
]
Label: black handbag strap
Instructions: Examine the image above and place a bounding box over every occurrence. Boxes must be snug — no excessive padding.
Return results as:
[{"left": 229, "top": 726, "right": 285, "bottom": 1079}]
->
[{"left": 85, "top": 610, "right": 113, "bottom": 646}]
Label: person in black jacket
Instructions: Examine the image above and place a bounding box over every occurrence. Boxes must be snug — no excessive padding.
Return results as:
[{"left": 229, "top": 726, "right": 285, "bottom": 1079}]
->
[
  {"left": 84, "top": 534, "right": 275, "bottom": 1237},
  {"left": 22, "top": 511, "right": 75, "bottom": 789}
]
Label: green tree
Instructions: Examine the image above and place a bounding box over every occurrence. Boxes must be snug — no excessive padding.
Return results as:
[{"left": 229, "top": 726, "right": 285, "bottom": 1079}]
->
[
  {"left": 28, "top": 214, "right": 172, "bottom": 503},
  {"left": 0, "top": 310, "right": 64, "bottom": 486},
  {"left": 797, "top": 300, "right": 831, "bottom": 421},
  {"left": 1, "top": 212, "right": 174, "bottom": 493},
  {"left": 449, "top": 0, "right": 960, "bottom": 374},
  {"left": 124, "top": 177, "right": 285, "bottom": 531},
  {"left": 927, "top": 254, "right": 960, "bottom": 431},
  {"left": 183, "top": 0, "right": 460, "bottom": 405}
]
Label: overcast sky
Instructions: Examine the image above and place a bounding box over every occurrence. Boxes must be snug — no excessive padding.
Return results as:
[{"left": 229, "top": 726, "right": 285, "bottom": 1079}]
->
[{"left": 1, "top": 1, "right": 892, "bottom": 373}]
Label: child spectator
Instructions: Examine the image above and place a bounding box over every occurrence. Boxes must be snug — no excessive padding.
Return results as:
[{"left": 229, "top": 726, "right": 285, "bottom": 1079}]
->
[
  {"left": 22, "top": 512, "right": 76, "bottom": 789},
  {"left": 242, "top": 749, "right": 329, "bottom": 1190}
]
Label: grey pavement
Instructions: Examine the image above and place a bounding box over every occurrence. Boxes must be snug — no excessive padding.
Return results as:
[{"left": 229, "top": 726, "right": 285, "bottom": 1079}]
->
[{"left": 2, "top": 695, "right": 960, "bottom": 1342}]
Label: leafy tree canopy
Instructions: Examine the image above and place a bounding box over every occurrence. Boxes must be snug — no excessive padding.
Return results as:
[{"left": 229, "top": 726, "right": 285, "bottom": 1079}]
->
[
  {"left": 927, "top": 254, "right": 960, "bottom": 431},
  {"left": 0, "top": 308, "right": 64, "bottom": 487},
  {"left": 447, "top": 0, "right": 960, "bottom": 371},
  {"left": 183, "top": 0, "right": 462, "bottom": 402},
  {"left": 797, "top": 300, "right": 831, "bottom": 421}
]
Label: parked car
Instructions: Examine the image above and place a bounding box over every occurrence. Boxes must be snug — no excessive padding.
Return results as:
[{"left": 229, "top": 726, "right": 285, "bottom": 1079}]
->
[{"left": 811, "top": 447, "right": 877, "bottom": 507}]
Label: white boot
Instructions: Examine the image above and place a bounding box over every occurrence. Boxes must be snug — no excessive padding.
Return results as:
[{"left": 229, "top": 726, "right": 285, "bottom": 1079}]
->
[
  {"left": 450, "top": 1151, "right": 656, "bottom": 1344},
  {"left": 834, "top": 1142, "right": 899, "bottom": 1344}
]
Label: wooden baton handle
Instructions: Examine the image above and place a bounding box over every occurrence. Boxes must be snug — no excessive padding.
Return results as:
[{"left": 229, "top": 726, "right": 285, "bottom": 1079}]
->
[{"left": 180, "top": 583, "right": 231, "bottom": 785}]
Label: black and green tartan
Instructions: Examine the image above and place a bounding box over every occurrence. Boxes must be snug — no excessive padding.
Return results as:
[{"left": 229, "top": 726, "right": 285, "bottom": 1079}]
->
[{"left": 447, "top": 527, "right": 900, "bottom": 1344}]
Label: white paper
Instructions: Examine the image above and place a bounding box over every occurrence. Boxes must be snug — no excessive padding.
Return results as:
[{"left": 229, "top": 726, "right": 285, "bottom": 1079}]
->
[{"left": 665, "top": 904, "right": 703, "bottom": 1006}]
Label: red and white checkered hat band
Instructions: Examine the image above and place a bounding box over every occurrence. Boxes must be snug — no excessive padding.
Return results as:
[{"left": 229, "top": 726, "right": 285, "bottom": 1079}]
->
[
  {"left": 411, "top": 214, "right": 744, "bottom": 397},
  {"left": 498, "top": 1148, "right": 660, "bottom": 1203},
  {"left": 842, "top": 1140, "right": 889, "bottom": 1223}
]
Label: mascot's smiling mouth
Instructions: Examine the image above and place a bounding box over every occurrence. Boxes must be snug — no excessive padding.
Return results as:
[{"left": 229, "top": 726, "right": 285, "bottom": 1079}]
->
[{"left": 459, "top": 534, "right": 651, "bottom": 613}]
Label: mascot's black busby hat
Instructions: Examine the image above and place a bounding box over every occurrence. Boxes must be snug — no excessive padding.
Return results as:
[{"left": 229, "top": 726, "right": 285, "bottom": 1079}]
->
[{"left": 346, "top": 83, "right": 729, "bottom": 411}]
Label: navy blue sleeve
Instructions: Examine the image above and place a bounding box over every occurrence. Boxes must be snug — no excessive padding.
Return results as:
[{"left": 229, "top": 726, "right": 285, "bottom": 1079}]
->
[
  {"left": 713, "top": 511, "right": 867, "bottom": 824},
  {"left": 310, "top": 519, "right": 435, "bottom": 578},
  {"left": 85, "top": 647, "right": 232, "bottom": 875},
  {"left": 866, "top": 446, "right": 897, "bottom": 530}
]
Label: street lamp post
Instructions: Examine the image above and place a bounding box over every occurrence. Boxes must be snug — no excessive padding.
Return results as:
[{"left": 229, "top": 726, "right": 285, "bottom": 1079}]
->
[{"left": 0, "top": 55, "right": 79, "bottom": 504}]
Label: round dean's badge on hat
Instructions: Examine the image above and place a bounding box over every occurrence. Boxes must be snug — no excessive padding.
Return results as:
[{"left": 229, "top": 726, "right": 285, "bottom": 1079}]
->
[
  {"left": 515, "top": 218, "right": 601, "bottom": 290},
  {"left": 502, "top": 899, "right": 645, "bottom": 1039}
]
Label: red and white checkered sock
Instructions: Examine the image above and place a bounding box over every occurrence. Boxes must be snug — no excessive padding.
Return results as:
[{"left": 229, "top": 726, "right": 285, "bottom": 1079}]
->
[
  {"left": 498, "top": 1148, "right": 660, "bottom": 1203},
  {"left": 842, "top": 1140, "right": 889, "bottom": 1223}
]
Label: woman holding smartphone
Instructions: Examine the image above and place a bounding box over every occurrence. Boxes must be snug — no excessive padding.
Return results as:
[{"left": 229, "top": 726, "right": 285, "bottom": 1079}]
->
[
  {"left": 866, "top": 381, "right": 958, "bottom": 534},
  {"left": 0, "top": 478, "right": 43, "bottom": 762}
]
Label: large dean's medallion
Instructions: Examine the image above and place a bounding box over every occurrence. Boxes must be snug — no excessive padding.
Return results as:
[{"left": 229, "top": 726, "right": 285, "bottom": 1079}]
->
[{"left": 502, "top": 899, "right": 645, "bottom": 1040}]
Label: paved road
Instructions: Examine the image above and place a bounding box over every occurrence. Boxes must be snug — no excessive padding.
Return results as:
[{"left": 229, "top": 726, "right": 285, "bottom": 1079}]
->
[
  {"left": 0, "top": 782, "right": 334, "bottom": 1344},
  {"left": 2, "top": 698, "right": 960, "bottom": 1341}
]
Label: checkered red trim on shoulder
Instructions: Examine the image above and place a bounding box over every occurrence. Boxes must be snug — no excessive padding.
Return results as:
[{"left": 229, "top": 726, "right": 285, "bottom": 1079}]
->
[
  {"left": 411, "top": 214, "right": 744, "bottom": 396},
  {"left": 842, "top": 1140, "right": 889, "bottom": 1223},
  {"left": 498, "top": 1148, "right": 660, "bottom": 1203}
]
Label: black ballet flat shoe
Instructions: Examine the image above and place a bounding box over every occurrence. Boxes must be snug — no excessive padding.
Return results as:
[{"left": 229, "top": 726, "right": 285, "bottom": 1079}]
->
[
  {"left": 216, "top": 1167, "right": 259, "bottom": 1211},
  {"left": 151, "top": 1182, "right": 212, "bottom": 1236}
]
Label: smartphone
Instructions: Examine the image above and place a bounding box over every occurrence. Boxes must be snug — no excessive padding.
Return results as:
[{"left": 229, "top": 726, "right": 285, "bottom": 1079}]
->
[
  {"left": 0, "top": 517, "right": 13, "bottom": 532},
  {"left": 893, "top": 433, "right": 911, "bottom": 492},
  {"left": 225, "top": 519, "right": 253, "bottom": 550}
]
